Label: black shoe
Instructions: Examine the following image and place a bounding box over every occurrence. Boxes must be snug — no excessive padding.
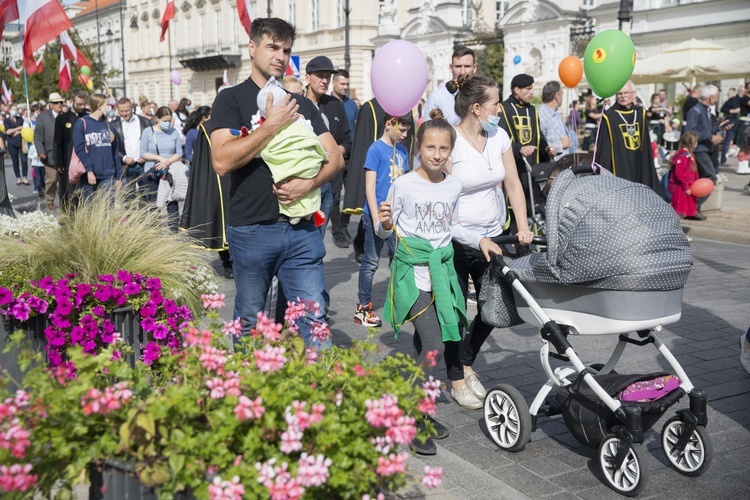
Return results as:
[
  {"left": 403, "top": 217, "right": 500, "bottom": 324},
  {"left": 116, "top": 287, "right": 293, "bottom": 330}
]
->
[
  {"left": 427, "top": 416, "right": 449, "bottom": 440},
  {"left": 688, "top": 212, "right": 707, "bottom": 221},
  {"left": 354, "top": 244, "right": 364, "bottom": 264},
  {"left": 333, "top": 233, "right": 350, "bottom": 248},
  {"left": 409, "top": 436, "right": 437, "bottom": 456},
  {"left": 223, "top": 267, "right": 234, "bottom": 279}
]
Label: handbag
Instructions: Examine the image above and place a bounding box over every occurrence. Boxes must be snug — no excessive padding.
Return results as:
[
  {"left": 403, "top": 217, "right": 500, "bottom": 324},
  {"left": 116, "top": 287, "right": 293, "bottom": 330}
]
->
[{"left": 68, "top": 118, "right": 88, "bottom": 184}]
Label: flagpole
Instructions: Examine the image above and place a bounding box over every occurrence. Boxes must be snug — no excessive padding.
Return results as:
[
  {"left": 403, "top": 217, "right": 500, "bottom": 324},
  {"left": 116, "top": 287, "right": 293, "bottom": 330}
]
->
[{"left": 168, "top": 19, "right": 173, "bottom": 100}]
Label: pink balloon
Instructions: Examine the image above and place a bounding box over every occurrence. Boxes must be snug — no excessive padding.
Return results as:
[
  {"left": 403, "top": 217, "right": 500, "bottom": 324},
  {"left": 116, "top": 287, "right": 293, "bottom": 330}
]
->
[
  {"left": 370, "top": 41, "right": 428, "bottom": 117},
  {"left": 169, "top": 69, "right": 182, "bottom": 86},
  {"left": 690, "top": 178, "right": 714, "bottom": 198}
]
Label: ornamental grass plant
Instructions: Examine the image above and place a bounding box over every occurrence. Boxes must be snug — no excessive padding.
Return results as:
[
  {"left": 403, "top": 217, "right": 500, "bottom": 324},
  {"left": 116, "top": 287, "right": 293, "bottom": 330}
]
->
[
  {"left": 0, "top": 301, "right": 443, "bottom": 499},
  {"left": 0, "top": 191, "right": 214, "bottom": 313}
]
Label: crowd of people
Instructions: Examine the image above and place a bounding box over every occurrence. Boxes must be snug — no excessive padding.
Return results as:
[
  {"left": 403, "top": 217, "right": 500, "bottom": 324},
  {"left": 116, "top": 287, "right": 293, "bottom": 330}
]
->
[{"left": 2, "top": 16, "right": 749, "bottom": 454}]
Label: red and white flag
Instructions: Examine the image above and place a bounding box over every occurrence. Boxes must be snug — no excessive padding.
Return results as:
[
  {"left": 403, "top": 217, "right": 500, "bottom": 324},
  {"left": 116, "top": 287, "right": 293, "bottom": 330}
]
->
[
  {"left": 34, "top": 53, "right": 44, "bottom": 73},
  {"left": 0, "top": 0, "right": 19, "bottom": 40},
  {"left": 1, "top": 79, "right": 12, "bottom": 103},
  {"left": 58, "top": 49, "right": 71, "bottom": 92},
  {"left": 7, "top": 65, "right": 20, "bottom": 80},
  {"left": 60, "top": 30, "right": 92, "bottom": 69},
  {"left": 20, "top": 0, "right": 73, "bottom": 73},
  {"left": 160, "top": 0, "right": 175, "bottom": 42},
  {"left": 237, "top": 0, "right": 253, "bottom": 36},
  {"left": 222, "top": 69, "right": 228, "bottom": 87}
]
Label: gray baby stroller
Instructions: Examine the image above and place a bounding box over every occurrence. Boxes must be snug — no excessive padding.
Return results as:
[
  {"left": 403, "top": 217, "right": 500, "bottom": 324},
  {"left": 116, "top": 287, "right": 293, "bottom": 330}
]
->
[{"left": 479, "top": 166, "right": 711, "bottom": 496}]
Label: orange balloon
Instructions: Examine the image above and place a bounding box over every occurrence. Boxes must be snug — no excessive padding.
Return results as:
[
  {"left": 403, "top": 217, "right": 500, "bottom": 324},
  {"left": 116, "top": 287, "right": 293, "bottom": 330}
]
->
[
  {"left": 690, "top": 178, "right": 714, "bottom": 198},
  {"left": 558, "top": 56, "right": 584, "bottom": 88}
]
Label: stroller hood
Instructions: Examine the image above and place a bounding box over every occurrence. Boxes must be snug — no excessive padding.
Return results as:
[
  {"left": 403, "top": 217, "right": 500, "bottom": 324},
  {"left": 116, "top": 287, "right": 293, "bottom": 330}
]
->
[{"left": 511, "top": 168, "right": 692, "bottom": 291}]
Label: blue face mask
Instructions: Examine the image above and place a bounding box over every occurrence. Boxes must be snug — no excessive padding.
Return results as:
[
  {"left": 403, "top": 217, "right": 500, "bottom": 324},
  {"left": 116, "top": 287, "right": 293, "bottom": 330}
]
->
[
  {"left": 159, "top": 121, "right": 171, "bottom": 132},
  {"left": 108, "top": 109, "right": 115, "bottom": 119},
  {"left": 479, "top": 107, "right": 500, "bottom": 133}
]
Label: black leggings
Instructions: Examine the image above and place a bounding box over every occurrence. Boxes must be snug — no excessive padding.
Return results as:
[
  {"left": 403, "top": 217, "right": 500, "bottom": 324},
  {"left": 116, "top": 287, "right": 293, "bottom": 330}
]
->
[
  {"left": 409, "top": 290, "right": 463, "bottom": 382},
  {"left": 452, "top": 240, "right": 495, "bottom": 367}
]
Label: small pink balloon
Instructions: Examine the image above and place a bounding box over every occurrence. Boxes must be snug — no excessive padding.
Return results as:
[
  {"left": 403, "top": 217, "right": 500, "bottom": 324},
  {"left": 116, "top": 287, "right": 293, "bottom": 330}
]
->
[
  {"left": 169, "top": 69, "right": 182, "bottom": 86},
  {"left": 370, "top": 40, "right": 428, "bottom": 117}
]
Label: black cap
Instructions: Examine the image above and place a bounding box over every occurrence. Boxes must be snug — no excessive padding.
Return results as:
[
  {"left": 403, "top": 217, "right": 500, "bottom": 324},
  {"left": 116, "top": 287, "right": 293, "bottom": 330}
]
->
[
  {"left": 511, "top": 73, "right": 534, "bottom": 89},
  {"left": 305, "top": 56, "right": 337, "bottom": 74}
]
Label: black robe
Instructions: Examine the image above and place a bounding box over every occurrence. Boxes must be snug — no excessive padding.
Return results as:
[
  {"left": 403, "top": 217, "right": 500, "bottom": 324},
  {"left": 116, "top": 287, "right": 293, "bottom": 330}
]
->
[
  {"left": 499, "top": 96, "right": 550, "bottom": 215},
  {"left": 179, "top": 120, "right": 230, "bottom": 250},
  {"left": 342, "top": 98, "right": 415, "bottom": 213},
  {"left": 0, "top": 153, "right": 13, "bottom": 218},
  {"left": 594, "top": 103, "right": 663, "bottom": 196}
]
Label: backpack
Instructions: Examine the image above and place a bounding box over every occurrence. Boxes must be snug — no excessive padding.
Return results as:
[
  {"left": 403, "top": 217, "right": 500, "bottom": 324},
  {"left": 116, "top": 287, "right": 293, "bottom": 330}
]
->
[{"left": 661, "top": 150, "right": 690, "bottom": 203}]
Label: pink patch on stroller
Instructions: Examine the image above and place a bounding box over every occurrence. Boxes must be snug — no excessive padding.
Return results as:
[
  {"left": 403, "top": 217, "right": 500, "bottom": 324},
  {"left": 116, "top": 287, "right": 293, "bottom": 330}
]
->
[{"left": 619, "top": 375, "right": 681, "bottom": 402}]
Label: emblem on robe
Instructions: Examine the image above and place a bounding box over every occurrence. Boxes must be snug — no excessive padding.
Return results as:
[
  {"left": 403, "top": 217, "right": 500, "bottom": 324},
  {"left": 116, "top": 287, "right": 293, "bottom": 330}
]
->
[
  {"left": 512, "top": 115, "right": 532, "bottom": 144},
  {"left": 618, "top": 122, "right": 641, "bottom": 150}
]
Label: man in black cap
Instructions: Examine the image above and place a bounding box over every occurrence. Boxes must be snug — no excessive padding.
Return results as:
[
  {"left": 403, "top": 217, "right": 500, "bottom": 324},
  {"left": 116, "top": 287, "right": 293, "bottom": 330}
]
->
[
  {"left": 304, "top": 55, "right": 352, "bottom": 247},
  {"left": 499, "top": 74, "right": 555, "bottom": 227}
]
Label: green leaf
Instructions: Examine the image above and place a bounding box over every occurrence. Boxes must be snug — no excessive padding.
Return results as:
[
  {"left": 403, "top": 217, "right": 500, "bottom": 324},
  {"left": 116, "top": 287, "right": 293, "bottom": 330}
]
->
[
  {"left": 136, "top": 411, "right": 156, "bottom": 436},
  {"left": 169, "top": 453, "right": 186, "bottom": 474}
]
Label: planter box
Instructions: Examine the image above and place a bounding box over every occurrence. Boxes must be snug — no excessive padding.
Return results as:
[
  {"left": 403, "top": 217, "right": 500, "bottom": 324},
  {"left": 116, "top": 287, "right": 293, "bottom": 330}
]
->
[
  {"left": 1, "top": 308, "right": 145, "bottom": 387},
  {"left": 89, "top": 460, "right": 194, "bottom": 500}
]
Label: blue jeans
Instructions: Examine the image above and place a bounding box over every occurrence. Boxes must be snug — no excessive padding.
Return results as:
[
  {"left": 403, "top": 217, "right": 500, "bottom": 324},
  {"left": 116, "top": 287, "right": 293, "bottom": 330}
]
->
[
  {"left": 357, "top": 211, "right": 395, "bottom": 305},
  {"left": 33, "top": 165, "right": 45, "bottom": 193},
  {"left": 318, "top": 181, "right": 333, "bottom": 238},
  {"left": 721, "top": 127, "right": 736, "bottom": 164},
  {"left": 228, "top": 219, "right": 330, "bottom": 350},
  {"left": 81, "top": 176, "right": 116, "bottom": 201}
]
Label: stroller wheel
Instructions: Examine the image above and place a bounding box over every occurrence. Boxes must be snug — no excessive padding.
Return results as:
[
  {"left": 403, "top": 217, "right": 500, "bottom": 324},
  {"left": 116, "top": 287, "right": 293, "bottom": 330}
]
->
[
  {"left": 598, "top": 434, "right": 649, "bottom": 497},
  {"left": 661, "top": 417, "right": 712, "bottom": 477},
  {"left": 483, "top": 384, "right": 531, "bottom": 452}
]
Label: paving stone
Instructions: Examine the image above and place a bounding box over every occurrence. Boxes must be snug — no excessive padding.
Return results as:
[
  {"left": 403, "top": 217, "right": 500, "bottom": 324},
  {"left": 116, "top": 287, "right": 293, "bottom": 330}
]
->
[{"left": 487, "top": 464, "right": 564, "bottom": 497}]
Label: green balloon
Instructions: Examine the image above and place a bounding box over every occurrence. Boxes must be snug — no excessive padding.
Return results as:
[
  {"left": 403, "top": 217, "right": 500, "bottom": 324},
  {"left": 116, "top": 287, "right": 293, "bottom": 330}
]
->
[
  {"left": 81, "top": 65, "right": 91, "bottom": 76},
  {"left": 583, "top": 30, "right": 636, "bottom": 98}
]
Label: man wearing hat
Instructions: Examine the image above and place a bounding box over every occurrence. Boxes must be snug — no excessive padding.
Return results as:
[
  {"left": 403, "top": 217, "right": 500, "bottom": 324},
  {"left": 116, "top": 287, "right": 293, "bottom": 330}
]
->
[
  {"left": 33, "top": 92, "right": 64, "bottom": 211},
  {"left": 304, "top": 56, "right": 352, "bottom": 246},
  {"left": 500, "top": 74, "right": 555, "bottom": 230}
]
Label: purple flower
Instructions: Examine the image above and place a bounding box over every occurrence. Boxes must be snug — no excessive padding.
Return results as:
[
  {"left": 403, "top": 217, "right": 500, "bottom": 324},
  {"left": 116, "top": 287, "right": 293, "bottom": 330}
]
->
[
  {"left": 83, "top": 340, "right": 97, "bottom": 354},
  {"left": 111, "top": 350, "right": 122, "bottom": 361},
  {"left": 55, "top": 300, "right": 73, "bottom": 316},
  {"left": 101, "top": 331, "right": 114, "bottom": 344},
  {"left": 146, "top": 277, "right": 162, "bottom": 291},
  {"left": 112, "top": 289, "right": 127, "bottom": 306},
  {"left": 98, "top": 274, "right": 115, "bottom": 284},
  {"left": 142, "top": 341, "right": 161, "bottom": 365},
  {"left": 38, "top": 276, "right": 54, "bottom": 290},
  {"left": 140, "top": 317, "right": 156, "bottom": 332},
  {"left": 153, "top": 323, "right": 169, "bottom": 340},
  {"left": 150, "top": 290, "right": 164, "bottom": 306},
  {"left": 162, "top": 300, "right": 178, "bottom": 315},
  {"left": 102, "top": 319, "right": 115, "bottom": 335},
  {"left": 133, "top": 272, "right": 146, "bottom": 283},
  {"left": 51, "top": 315, "right": 71, "bottom": 329},
  {"left": 123, "top": 282, "right": 141, "bottom": 296},
  {"left": 46, "top": 329, "right": 67, "bottom": 347},
  {"left": 167, "top": 317, "right": 178, "bottom": 330},
  {"left": 166, "top": 334, "right": 180, "bottom": 350},
  {"left": 81, "top": 315, "right": 98, "bottom": 328},
  {"left": 140, "top": 301, "right": 157, "bottom": 318},
  {"left": 11, "top": 301, "right": 31, "bottom": 321},
  {"left": 47, "top": 348, "right": 62, "bottom": 367},
  {"left": 92, "top": 305, "right": 106, "bottom": 317},
  {"left": 93, "top": 286, "right": 113, "bottom": 302},
  {"left": 76, "top": 283, "right": 92, "bottom": 297},
  {"left": 70, "top": 326, "right": 86, "bottom": 345},
  {"left": 116, "top": 270, "right": 133, "bottom": 284},
  {"left": 0, "top": 288, "right": 12, "bottom": 305},
  {"left": 26, "top": 296, "right": 49, "bottom": 314}
]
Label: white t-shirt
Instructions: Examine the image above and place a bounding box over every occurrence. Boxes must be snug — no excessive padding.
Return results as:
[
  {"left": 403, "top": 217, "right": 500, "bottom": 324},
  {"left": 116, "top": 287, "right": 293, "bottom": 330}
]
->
[
  {"left": 449, "top": 127, "right": 512, "bottom": 239},
  {"left": 376, "top": 171, "right": 482, "bottom": 291}
]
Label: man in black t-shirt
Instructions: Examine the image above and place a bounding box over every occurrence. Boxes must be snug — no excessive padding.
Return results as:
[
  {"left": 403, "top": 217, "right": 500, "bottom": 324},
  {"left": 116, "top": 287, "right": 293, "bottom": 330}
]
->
[{"left": 210, "top": 18, "right": 344, "bottom": 349}]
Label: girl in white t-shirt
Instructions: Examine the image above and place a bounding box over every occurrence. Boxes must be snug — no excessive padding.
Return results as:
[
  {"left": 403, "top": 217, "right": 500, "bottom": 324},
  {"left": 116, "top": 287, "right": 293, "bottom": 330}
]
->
[
  {"left": 377, "top": 111, "right": 502, "bottom": 454},
  {"left": 445, "top": 74, "right": 534, "bottom": 408}
]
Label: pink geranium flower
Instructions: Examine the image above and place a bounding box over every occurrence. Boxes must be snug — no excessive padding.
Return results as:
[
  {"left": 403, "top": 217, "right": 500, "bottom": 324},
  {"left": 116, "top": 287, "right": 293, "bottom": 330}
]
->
[{"left": 421, "top": 466, "right": 443, "bottom": 489}]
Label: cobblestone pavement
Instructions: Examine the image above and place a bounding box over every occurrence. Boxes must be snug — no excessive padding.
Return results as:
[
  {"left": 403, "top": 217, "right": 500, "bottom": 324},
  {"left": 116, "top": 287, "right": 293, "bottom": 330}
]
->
[{"left": 5, "top": 157, "right": 749, "bottom": 499}]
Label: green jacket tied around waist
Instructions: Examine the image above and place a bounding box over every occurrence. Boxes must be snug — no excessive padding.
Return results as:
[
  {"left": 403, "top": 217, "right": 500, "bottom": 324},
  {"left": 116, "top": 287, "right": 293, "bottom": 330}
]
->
[{"left": 383, "top": 235, "right": 467, "bottom": 342}]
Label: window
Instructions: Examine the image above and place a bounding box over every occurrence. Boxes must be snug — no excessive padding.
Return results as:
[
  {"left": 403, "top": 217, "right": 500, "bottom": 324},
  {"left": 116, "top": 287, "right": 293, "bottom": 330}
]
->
[
  {"left": 336, "top": 0, "right": 344, "bottom": 27},
  {"left": 232, "top": 6, "right": 238, "bottom": 44},
  {"left": 311, "top": 0, "right": 318, "bottom": 30},
  {"left": 215, "top": 10, "right": 222, "bottom": 47},
  {"left": 288, "top": 0, "right": 296, "bottom": 24},
  {"left": 200, "top": 14, "right": 206, "bottom": 53},
  {"left": 496, "top": 1, "right": 509, "bottom": 22},
  {"left": 582, "top": 0, "right": 595, "bottom": 7}
]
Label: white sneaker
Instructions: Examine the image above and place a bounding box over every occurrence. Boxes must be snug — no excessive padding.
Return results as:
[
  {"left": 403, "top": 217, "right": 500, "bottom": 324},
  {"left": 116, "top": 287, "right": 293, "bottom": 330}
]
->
[
  {"left": 451, "top": 385, "right": 483, "bottom": 409},
  {"left": 740, "top": 333, "right": 750, "bottom": 375},
  {"left": 465, "top": 372, "right": 487, "bottom": 399},
  {"left": 728, "top": 145, "right": 740, "bottom": 158}
]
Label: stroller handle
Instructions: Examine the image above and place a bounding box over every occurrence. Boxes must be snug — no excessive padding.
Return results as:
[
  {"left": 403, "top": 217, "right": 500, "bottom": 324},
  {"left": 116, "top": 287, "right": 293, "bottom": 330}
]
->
[
  {"left": 571, "top": 164, "right": 603, "bottom": 176},
  {"left": 491, "top": 235, "right": 547, "bottom": 246}
]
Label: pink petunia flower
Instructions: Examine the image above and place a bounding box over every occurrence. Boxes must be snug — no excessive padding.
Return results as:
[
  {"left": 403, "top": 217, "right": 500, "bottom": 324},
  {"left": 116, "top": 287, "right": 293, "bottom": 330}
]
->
[
  {"left": 421, "top": 466, "right": 443, "bottom": 489},
  {"left": 253, "top": 346, "right": 288, "bottom": 373}
]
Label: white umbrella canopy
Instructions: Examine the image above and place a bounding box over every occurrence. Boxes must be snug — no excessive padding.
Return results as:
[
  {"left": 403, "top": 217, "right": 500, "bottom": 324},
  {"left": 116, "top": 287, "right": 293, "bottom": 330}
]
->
[{"left": 631, "top": 38, "right": 736, "bottom": 85}]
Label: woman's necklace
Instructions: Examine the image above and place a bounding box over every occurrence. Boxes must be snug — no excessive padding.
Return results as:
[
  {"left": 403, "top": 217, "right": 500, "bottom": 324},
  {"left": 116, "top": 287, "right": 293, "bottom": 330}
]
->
[{"left": 459, "top": 124, "right": 493, "bottom": 171}]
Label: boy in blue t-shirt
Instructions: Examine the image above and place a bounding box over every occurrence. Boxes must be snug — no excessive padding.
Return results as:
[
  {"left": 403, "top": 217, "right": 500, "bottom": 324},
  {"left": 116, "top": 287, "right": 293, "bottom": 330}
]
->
[{"left": 354, "top": 112, "right": 412, "bottom": 327}]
